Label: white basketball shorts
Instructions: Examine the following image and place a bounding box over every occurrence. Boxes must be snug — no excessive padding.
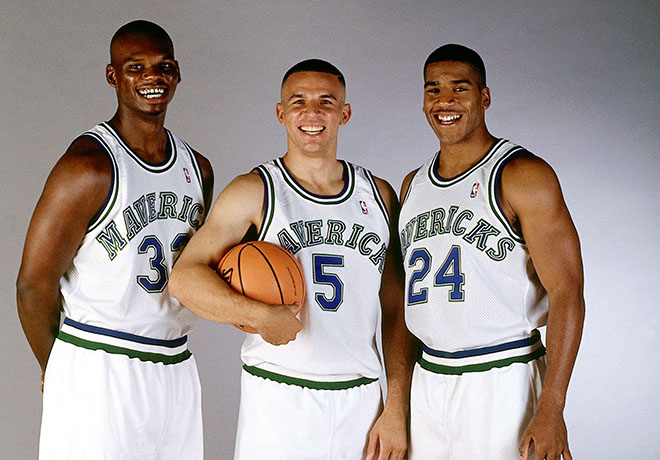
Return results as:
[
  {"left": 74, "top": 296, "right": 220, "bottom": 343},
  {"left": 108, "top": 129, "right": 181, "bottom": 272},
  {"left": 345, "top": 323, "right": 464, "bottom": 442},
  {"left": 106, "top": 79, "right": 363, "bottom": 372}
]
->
[
  {"left": 409, "top": 331, "right": 546, "bottom": 460},
  {"left": 234, "top": 366, "right": 382, "bottom": 460},
  {"left": 39, "top": 318, "right": 203, "bottom": 460}
]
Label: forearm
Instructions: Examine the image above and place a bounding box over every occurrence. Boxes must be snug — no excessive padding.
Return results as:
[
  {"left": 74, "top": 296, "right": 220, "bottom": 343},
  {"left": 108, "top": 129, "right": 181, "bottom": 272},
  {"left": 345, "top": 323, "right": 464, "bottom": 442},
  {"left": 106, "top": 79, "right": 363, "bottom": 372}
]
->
[
  {"left": 540, "top": 289, "right": 585, "bottom": 408},
  {"left": 381, "top": 307, "right": 416, "bottom": 416},
  {"left": 169, "top": 261, "right": 269, "bottom": 327},
  {"left": 16, "top": 283, "right": 61, "bottom": 372}
]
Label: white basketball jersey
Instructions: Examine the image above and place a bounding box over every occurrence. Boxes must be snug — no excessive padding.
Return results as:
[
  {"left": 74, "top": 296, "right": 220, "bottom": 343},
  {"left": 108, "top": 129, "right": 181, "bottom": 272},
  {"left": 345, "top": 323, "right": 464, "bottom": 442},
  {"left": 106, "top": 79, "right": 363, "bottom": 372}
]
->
[
  {"left": 59, "top": 123, "right": 206, "bottom": 340},
  {"left": 399, "top": 139, "right": 548, "bottom": 352},
  {"left": 240, "top": 158, "right": 390, "bottom": 381}
]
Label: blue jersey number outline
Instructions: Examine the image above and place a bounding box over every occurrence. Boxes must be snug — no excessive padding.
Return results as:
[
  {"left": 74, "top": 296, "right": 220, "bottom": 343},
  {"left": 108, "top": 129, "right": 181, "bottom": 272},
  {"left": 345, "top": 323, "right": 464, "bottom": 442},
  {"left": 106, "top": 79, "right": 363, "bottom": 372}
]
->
[
  {"left": 137, "top": 233, "right": 190, "bottom": 293},
  {"left": 312, "top": 254, "right": 344, "bottom": 311},
  {"left": 407, "top": 245, "right": 465, "bottom": 304}
]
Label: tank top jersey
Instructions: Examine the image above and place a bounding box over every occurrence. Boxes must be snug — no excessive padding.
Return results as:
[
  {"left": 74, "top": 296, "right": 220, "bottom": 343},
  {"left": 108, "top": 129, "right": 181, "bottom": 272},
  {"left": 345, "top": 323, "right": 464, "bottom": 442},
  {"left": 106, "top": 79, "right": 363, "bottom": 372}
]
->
[
  {"left": 240, "top": 158, "right": 390, "bottom": 381},
  {"left": 59, "top": 122, "right": 206, "bottom": 340},
  {"left": 399, "top": 139, "right": 548, "bottom": 352}
]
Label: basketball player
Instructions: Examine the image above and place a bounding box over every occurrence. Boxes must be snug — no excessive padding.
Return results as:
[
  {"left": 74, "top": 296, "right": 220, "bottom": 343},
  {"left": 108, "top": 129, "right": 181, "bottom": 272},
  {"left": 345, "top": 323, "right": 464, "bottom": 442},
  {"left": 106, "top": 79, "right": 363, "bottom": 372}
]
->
[
  {"left": 169, "top": 59, "right": 413, "bottom": 459},
  {"left": 399, "top": 44, "right": 585, "bottom": 460},
  {"left": 16, "top": 21, "right": 213, "bottom": 459}
]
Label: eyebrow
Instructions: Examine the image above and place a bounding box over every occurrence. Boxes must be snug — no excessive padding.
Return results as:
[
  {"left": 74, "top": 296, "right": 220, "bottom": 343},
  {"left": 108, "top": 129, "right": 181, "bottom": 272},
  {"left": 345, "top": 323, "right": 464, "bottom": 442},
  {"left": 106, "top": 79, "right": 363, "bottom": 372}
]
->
[
  {"left": 424, "top": 79, "right": 473, "bottom": 87},
  {"left": 288, "top": 93, "right": 338, "bottom": 101}
]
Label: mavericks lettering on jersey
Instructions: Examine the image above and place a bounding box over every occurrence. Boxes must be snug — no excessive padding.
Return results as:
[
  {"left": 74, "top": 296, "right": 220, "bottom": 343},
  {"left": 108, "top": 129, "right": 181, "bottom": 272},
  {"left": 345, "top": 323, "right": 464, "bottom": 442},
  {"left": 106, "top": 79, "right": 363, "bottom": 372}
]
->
[
  {"left": 400, "top": 204, "right": 515, "bottom": 262},
  {"left": 276, "top": 218, "right": 388, "bottom": 273},
  {"left": 96, "top": 191, "right": 204, "bottom": 260}
]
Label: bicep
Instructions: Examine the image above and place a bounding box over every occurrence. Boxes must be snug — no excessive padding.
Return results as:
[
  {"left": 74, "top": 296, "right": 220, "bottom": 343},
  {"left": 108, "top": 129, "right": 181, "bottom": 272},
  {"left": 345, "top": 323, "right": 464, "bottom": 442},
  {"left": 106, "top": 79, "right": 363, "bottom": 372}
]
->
[
  {"left": 19, "top": 147, "right": 112, "bottom": 289},
  {"left": 504, "top": 160, "right": 583, "bottom": 294},
  {"left": 175, "top": 173, "right": 265, "bottom": 268}
]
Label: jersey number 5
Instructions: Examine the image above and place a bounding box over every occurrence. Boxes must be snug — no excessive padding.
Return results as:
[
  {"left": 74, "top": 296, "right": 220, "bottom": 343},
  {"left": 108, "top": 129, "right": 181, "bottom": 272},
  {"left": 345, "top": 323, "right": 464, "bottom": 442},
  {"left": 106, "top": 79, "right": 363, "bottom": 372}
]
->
[
  {"left": 407, "top": 245, "right": 465, "bottom": 304},
  {"left": 313, "top": 254, "right": 344, "bottom": 311}
]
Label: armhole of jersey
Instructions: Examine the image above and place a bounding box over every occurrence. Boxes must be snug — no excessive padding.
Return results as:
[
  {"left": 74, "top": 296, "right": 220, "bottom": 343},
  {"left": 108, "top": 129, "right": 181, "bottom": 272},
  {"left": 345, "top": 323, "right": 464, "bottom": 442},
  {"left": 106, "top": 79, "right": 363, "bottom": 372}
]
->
[
  {"left": 182, "top": 140, "right": 205, "bottom": 192},
  {"left": 79, "top": 133, "right": 119, "bottom": 234},
  {"left": 255, "top": 165, "right": 275, "bottom": 241},
  {"left": 489, "top": 147, "right": 527, "bottom": 243},
  {"left": 400, "top": 167, "right": 420, "bottom": 207},
  {"left": 364, "top": 169, "right": 390, "bottom": 225}
]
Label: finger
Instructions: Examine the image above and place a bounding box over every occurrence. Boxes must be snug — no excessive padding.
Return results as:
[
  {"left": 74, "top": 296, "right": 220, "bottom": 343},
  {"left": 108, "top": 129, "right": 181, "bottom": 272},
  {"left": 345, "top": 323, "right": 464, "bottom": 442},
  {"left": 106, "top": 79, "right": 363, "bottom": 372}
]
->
[
  {"left": 519, "top": 435, "right": 532, "bottom": 460},
  {"left": 365, "top": 433, "right": 378, "bottom": 460},
  {"left": 562, "top": 444, "right": 573, "bottom": 460}
]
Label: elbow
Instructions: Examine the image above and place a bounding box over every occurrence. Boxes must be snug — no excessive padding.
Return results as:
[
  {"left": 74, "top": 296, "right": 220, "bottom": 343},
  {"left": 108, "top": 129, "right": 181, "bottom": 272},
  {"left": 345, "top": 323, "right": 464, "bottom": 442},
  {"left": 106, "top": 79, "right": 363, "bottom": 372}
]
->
[{"left": 167, "top": 268, "right": 184, "bottom": 301}]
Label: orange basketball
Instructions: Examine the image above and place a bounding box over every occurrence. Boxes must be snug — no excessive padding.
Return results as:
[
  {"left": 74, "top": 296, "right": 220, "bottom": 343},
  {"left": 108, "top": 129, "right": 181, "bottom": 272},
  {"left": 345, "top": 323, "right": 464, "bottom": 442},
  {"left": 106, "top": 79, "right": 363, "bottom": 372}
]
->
[{"left": 217, "top": 241, "right": 305, "bottom": 333}]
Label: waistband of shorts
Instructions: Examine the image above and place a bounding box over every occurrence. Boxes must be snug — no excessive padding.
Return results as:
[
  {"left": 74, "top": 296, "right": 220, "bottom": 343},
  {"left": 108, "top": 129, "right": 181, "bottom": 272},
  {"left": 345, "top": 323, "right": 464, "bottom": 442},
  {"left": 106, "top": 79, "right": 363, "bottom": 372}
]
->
[
  {"left": 242, "top": 365, "right": 378, "bottom": 390},
  {"left": 56, "top": 317, "right": 191, "bottom": 365},
  {"left": 418, "top": 329, "right": 546, "bottom": 375}
]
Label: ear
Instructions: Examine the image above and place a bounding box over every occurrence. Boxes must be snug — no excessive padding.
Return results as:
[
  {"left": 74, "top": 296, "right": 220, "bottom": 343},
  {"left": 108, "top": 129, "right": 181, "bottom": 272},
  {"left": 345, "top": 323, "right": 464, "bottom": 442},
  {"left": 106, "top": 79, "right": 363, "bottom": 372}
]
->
[
  {"left": 481, "top": 87, "right": 491, "bottom": 110},
  {"left": 106, "top": 64, "right": 117, "bottom": 88},
  {"left": 175, "top": 59, "right": 182, "bottom": 83},
  {"left": 276, "top": 102, "right": 285, "bottom": 126},
  {"left": 340, "top": 103, "right": 352, "bottom": 126}
]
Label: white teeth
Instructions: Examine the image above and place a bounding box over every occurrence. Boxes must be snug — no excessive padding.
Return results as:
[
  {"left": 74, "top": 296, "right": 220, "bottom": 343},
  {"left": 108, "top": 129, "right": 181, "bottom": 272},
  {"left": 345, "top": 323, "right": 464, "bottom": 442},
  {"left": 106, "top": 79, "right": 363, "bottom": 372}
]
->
[
  {"left": 300, "top": 126, "right": 324, "bottom": 134},
  {"left": 138, "top": 88, "right": 165, "bottom": 98},
  {"left": 436, "top": 114, "right": 461, "bottom": 124}
]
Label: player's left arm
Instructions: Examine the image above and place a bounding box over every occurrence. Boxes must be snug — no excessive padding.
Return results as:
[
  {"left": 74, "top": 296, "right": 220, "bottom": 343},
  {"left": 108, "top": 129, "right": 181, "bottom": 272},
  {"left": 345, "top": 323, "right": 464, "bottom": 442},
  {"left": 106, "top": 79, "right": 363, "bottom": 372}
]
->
[
  {"left": 366, "top": 176, "right": 415, "bottom": 460},
  {"left": 500, "top": 153, "right": 585, "bottom": 460}
]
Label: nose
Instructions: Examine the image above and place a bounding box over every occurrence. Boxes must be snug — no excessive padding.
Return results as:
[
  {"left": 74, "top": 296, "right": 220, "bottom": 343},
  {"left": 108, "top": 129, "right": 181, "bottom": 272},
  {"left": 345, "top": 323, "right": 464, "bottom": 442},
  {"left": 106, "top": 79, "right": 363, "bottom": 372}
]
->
[
  {"left": 142, "top": 65, "right": 163, "bottom": 80},
  {"left": 437, "top": 88, "right": 455, "bottom": 106}
]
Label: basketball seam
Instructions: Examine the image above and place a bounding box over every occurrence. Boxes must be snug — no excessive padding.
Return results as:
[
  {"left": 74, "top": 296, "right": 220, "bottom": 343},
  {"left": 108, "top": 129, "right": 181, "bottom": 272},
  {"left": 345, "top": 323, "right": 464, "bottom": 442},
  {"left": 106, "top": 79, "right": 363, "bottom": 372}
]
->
[{"left": 247, "top": 242, "right": 285, "bottom": 304}]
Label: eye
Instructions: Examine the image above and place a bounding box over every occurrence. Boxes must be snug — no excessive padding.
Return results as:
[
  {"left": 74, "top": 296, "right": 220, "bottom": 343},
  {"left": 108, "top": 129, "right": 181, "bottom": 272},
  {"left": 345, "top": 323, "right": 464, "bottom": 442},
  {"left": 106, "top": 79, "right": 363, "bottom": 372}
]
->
[
  {"left": 426, "top": 88, "right": 439, "bottom": 94},
  {"left": 127, "top": 64, "right": 142, "bottom": 71},
  {"left": 455, "top": 87, "right": 468, "bottom": 93}
]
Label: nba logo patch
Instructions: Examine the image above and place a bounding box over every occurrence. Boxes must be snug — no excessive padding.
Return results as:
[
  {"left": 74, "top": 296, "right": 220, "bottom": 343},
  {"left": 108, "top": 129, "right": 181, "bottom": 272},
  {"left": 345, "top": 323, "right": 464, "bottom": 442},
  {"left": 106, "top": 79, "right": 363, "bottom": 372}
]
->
[
  {"left": 359, "top": 200, "right": 369, "bottom": 215},
  {"left": 470, "top": 182, "right": 480, "bottom": 198},
  {"left": 183, "top": 167, "right": 191, "bottom": 183}
]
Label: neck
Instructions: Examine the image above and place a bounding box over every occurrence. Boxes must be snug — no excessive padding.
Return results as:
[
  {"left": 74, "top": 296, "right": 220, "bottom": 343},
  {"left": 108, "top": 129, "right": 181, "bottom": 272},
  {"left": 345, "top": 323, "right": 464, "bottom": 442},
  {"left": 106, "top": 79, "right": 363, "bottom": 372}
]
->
[
  {"left": 437, "top": 129, "right": 496, "bottom": 178},
  {"left": 282, "top": 150, "right": 344, "bottom": 196},
  {"left": 109, "top": 109, "right": 168, "bottom": 162}
]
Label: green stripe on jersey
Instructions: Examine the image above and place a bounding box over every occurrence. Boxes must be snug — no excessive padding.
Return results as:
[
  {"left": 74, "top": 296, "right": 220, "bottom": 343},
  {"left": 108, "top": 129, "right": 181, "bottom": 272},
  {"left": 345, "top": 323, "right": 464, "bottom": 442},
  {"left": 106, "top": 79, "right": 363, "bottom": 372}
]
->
[
  {"left": 419, "top": 346, "right": 546, "bottom": 375},
  {"left": 243, "top": 365, "right": 377, "bottom": 390},
  {"left": 57, "top": 331, "right": 191, "bottom": 365}
]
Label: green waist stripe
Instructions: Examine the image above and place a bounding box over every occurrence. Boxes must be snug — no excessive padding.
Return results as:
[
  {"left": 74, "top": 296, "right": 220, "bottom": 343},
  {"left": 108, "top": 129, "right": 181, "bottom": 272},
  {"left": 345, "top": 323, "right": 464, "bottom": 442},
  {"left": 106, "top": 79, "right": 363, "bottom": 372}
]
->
[
  {"left": 243, "top": 365, "right": 378, "bottom": 390},
  {"left": 419, "top": 345, "right": 546, "bottom": 375},
  {"left": 57, "top": 331, "right": 191, "bottom": 365}
]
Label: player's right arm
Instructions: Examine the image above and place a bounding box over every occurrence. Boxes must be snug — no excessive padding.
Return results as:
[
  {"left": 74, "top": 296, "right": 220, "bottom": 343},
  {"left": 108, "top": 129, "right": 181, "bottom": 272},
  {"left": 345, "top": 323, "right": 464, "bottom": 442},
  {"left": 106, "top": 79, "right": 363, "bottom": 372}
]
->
[
  {"left": 16, "top": 137, "right": 112, "bottom": 383},
  {"left": 169, "top": 171, "right": 301, "bottom": 345}
]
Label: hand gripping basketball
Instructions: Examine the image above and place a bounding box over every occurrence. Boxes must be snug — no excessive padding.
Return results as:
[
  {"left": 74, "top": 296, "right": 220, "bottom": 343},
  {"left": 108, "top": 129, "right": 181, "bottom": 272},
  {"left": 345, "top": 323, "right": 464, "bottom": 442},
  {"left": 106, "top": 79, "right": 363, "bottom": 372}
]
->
[{"left": 217, "top": 241, "right": 305, "bottom": 333}]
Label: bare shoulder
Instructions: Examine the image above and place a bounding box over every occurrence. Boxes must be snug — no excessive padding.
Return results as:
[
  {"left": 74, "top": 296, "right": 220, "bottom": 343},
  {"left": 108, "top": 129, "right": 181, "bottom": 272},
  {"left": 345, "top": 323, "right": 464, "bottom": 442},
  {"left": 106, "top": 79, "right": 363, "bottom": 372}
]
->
[
  {"left": 191, "top": 149, "right": 214, "bottom": 183},
  {"left": 500, "top": 152, "right": 564, "bottom": 211},
  {"left": 44, "top": 136, "right": 113, "bottom": 210},
  {"left": 400, "top": 168, "right": 420, "bottom": 201},
  {"left": 372, "top": 175, "right": 399, "bottom": 214},
  {"left": 205, "top": 169, "right": 264, "bottom": 225},
  {"left": 190, "top": 148, "right": 215, "bottom": 210}
]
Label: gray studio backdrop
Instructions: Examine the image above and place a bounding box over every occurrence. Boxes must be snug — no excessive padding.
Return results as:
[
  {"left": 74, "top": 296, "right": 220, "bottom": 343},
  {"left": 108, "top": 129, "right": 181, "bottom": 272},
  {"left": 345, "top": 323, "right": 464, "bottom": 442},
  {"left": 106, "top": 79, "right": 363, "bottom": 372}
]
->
[{"left": 2, "top": 1, "right": 659, "bottom": 458}]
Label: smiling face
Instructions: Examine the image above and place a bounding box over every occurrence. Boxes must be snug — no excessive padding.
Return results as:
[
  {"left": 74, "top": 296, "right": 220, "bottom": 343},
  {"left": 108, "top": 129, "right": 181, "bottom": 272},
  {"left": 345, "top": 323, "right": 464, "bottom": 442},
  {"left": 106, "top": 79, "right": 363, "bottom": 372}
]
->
[
  {"left": 106, "top": 33, "right": 181, "bottom": 117},
  {"left": 276, "top": 71, "right": 351, "bottom": 157},
  {"left": 423, "top": 61, "right": 491, "bottom": 148}
]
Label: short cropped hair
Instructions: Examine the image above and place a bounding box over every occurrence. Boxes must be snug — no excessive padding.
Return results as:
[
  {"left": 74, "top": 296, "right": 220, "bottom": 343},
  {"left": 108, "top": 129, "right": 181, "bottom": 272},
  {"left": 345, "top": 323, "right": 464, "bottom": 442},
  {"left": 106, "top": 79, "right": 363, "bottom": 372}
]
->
[
  {"left": 424, "top": 44, "right": 486, "bottom": 87},
  {"left": 110, "top": 20, "right": 173, "bottom": 63},
  {"left": 281, "top": 59, "right": 345, "bottom": 88}
]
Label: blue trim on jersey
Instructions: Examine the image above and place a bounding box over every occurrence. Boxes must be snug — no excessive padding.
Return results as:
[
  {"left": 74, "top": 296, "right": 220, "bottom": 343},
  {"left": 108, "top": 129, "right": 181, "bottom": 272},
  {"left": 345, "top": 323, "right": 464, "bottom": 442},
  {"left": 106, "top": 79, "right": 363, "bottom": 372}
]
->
[
  {"left": 423, "top": 329, "right": 540, "bottom": 358},
  {"left": 101, "top": 122, "right": 175, "bottom": 171},
  {"left": 491, "top": 146, "right": 527, "bottom": 242},
  {"left": 63, "top": 318, "right": 187, "bottom": 348},
  {"left": 429, "top": 138, "right": 506, "bottom": 187},
  {"left": 78, "top": 132, "right": 119, "bottom": 233},
  {"left": 277, "top": 157, "right": 350, "bottom": 199}
]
